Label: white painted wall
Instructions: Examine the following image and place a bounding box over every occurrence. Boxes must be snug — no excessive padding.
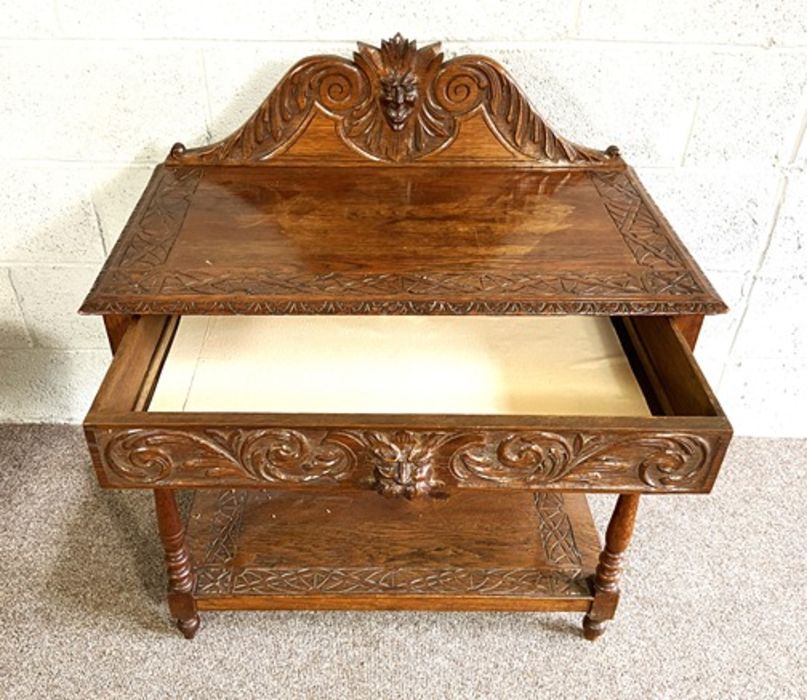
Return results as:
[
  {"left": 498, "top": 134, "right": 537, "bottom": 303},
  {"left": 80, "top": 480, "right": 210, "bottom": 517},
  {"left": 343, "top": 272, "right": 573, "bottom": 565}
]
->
[{"left": 0, "top": 2, "right": 805, "bottom": 435}]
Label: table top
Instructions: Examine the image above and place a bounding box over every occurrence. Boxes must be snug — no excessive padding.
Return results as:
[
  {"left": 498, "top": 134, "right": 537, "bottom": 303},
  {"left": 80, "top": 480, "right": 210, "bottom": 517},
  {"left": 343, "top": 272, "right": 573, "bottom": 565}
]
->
[{"left": 80, "top": 36, "right": 724, "bottom": 317}]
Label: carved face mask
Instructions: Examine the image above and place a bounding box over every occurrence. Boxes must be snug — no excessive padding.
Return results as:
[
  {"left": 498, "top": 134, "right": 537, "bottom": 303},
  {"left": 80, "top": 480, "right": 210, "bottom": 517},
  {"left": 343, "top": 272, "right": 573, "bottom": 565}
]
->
[{"left": 380, "top": 72, "right": 418, "bottom": 131}]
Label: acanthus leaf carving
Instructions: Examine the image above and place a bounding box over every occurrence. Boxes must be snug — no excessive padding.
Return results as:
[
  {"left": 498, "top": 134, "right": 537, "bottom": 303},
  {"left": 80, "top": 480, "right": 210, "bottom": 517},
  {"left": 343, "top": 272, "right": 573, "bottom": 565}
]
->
[
  {"left": 101, "top": 428, "right": 356, "bottom": 485},
  {"left": 94, "top": 427, "right": 717, "bottom": 493},
  {"left": 634, "top": 434, "right": 711, "bottom": 488},
  {"left": 167, "top": 34, "right": 616, "bottom": 165},
  {"left": 448, "top": 431, "right": 714, "bottom": 491}
]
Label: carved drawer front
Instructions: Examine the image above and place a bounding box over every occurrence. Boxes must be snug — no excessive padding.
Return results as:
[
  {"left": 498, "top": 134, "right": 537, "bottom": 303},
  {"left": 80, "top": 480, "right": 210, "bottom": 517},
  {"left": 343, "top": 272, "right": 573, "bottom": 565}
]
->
[{"left": 84, "top": 315, "right": 731, "bottom": 495}]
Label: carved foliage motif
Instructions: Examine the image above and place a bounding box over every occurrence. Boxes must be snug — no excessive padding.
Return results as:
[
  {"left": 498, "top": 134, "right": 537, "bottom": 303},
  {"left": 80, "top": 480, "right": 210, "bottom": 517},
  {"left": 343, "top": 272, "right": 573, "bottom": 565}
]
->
[
  {"left": 95, "top": 427, "right": 716, "bottom": 493},
  {"left": 193, "top": 488, "right": 589, "bottom": 598},
  {"left": 449, "top": 432, "right": 713, "bottom": 491},
  {"left": 167, "top": 34, "right": 615, "bottom": 165},
  {"left": 101, "top": 428, "right": 354, "bottom": 484}
]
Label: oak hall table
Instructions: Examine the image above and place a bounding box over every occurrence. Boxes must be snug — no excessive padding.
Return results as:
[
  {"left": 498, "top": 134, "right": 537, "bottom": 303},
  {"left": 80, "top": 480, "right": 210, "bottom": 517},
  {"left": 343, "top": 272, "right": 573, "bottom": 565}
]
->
[{"left": 80, "top": 35, "right": 732, "bottom": 641}]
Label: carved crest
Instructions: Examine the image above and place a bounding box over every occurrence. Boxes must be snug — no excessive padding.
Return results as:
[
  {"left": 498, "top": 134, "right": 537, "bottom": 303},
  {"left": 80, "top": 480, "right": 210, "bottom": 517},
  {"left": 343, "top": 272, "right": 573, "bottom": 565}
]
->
[{"left": 168, "top": 34, "right": 618, "bottom": 165}]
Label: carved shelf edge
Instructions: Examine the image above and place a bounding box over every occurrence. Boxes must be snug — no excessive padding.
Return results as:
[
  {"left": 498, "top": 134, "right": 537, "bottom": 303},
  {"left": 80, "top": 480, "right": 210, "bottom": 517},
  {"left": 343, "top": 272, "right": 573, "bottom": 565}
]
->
[
  {"left": 80, "top": 296, "right": 727, "bottom": 316},
  {"left": 166, "top": 34, "right": 619, "bottom": 167},
  {"left": 86, "top": 425, "right": 729, "bottom": 494},
  {"left": 194, "top": 564, "right": 590, "bottom": 598}
]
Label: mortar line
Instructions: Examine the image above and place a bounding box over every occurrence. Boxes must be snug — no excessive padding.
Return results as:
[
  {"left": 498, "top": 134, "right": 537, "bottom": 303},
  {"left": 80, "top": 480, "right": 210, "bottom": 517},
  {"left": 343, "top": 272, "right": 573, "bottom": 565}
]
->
[
  {"left": 51, "top": 0, "right": 63, "bottom": 34},
  {"left": 572, "top": 0, "right": 584, "bottom": 37},
  {"left": 0, "top": 261, "right": 104, "bottom": 268},
  {"left": 90, "top": 201, "right": 108, "bottom": 257},
  {"left": 199, "top": 49, "right": 215, "bottom": 144},
  {"left": 4, "top": 268, "right": 35, "bottom": 347},
  {"left": 787, "top": 108, "right": 807, "bottom": 164},
  {"left": 680, "top": 98, "right": 699, "bottom": 167},
  {"left": 726, "top": 173, "right": 789, "bottom": 360},
  {"left": 7, "top": 158, "right": 160, "bottom": 166}
]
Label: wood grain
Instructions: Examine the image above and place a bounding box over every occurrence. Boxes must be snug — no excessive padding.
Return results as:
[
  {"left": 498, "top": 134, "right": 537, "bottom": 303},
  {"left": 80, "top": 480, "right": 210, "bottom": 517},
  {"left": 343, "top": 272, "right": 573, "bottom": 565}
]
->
[
  {"left": 84, "top": 315, "right": 731, "bottom": 494},
  {"left": 185, "top": 489, "right": 599, "bottom": 612},
  {"left": 78, "top": 36, "right": 733, "bottom": 639},
  {"left": 167, "top": 34, "right": 616, "bottom": 167},
  {"left": 79, "top": 37, "right": 726, "bottom": 318},
  {"left": 154, "top": 488, "right": 199, "bottom": 639}
]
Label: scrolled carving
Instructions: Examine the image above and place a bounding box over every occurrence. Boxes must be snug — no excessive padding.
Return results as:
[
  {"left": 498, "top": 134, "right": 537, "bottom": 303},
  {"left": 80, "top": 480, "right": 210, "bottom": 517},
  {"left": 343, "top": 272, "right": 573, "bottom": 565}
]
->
[
  {"left": 92, "top": 426, "right": 719, "bottom": 493},
  {"left": 104, "top": 430, "right": 176, "bottom": 483},
  {"left": 635, "top": 434, "right": 711, "bottom": 488},
  {"left": 235, "top": 429, "right": 354, "bottom": 483},
  {"left": 449, "top": 431, "right": 715, "bottom": 491},
  {"left": 101, "top": 428, "right": 355, "bottom": 485},
  {"left": 168, "top": 34, "right": 616, "bottom": 165},
  {"left": 450, "top": 432, "right": 598, "bottom": 485},
  {"left": 432, "top": 56, "right": 606, "bottom": 163}
]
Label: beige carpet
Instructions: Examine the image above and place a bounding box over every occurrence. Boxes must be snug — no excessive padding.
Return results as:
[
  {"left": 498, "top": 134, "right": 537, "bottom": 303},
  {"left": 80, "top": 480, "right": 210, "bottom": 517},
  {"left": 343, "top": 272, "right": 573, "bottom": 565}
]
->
[{"left": 0, "top": 425, "right": 804, "bottom": 699}]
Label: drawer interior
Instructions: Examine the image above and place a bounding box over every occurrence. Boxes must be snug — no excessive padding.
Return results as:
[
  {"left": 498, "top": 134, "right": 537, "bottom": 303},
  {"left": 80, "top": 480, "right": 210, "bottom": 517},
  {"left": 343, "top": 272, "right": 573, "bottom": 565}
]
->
[
  {"left": 148, "top": 316, "right": 651, "bottom": 417},
  {"left": 85, "top": 314, "right": 730, "bottom": 493}
]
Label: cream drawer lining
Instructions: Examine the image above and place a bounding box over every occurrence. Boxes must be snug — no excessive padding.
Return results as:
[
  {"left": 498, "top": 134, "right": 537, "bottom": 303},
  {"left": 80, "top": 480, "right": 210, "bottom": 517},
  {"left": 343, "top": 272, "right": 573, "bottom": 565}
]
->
[{"left": 148, "top": 316, "right": 651, "bottom": 416}]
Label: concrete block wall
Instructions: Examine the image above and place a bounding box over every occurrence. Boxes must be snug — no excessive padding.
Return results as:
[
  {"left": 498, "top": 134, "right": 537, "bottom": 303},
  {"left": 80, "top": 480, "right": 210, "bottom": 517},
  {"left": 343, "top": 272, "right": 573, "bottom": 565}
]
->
[{"left": 0, "top": 2, "right": 805, "bottom": 435}]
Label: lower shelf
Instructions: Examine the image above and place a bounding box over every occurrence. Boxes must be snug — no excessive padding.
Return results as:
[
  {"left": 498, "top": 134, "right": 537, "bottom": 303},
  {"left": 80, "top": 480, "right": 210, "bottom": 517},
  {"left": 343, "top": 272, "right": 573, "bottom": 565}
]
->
[{"left": 185, "top": 489, "right": 600, "bottom": 612}]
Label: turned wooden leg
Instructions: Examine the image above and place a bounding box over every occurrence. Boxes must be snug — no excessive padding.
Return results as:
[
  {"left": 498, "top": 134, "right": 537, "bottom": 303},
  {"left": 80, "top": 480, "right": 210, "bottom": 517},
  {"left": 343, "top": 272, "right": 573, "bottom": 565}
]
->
[
  {"left": 154, "top": 488, "right": 200, "bottom": 639},
  {"left": 583, "top": 493, "right": 640, "bottom": 641}
]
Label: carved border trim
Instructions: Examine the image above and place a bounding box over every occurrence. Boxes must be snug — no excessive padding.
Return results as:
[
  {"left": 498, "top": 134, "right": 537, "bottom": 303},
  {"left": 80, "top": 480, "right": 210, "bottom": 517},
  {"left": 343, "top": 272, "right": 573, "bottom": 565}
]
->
[
  {"left": 82, "top": 297, "right": 726, "bottom": 316},
  {"left": 195, "top": 565, "right": 590, "bottom": 598},
  {"left": 91, "top": 268, "right": 706, "bottom": 299},
  {"left": 534, "top": 492, "right": 583, "bottom": 568},
  {"left": 115, "top": 168, "right": 203, "bottom": 269}
]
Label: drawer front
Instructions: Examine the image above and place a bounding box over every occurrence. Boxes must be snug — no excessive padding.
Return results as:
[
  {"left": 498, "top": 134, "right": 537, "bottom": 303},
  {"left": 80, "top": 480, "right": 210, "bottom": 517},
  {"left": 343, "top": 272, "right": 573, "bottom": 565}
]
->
[
  {"left": 86, "top": 422, "right": 729, "bottom": 495},
  {"left": 84, "top": 315, "right": 731, "bottom": 496}
]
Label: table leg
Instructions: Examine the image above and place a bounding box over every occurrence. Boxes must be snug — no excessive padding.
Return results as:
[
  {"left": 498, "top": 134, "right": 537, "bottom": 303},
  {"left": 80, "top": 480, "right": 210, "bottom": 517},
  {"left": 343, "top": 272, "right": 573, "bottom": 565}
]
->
[
  {"left": 154, "top": 488, "right": 200, "bottom": 639},
  {"left": 582, "top": 493, "right": 640, "bottom": 641}
]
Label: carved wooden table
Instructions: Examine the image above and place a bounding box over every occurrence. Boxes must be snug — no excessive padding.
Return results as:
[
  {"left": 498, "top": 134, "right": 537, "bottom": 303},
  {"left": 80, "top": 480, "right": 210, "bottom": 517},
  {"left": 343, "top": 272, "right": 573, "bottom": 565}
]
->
[{"left": 81, "top": 35, "right": 732, "bottom": 641}]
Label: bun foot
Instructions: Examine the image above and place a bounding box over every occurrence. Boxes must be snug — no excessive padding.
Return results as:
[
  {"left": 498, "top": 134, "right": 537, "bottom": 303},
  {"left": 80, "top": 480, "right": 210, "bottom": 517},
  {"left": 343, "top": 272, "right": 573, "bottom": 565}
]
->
[
  {"left": 582, "top": 614, "right": 607, "bottom": 641},
  {"left": 177, "top": 614, "right": 201, "bottom": 640}
]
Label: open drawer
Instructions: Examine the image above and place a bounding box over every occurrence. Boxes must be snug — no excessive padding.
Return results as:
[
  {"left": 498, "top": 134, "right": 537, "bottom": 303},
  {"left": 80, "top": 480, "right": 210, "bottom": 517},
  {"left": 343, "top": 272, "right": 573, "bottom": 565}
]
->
[{"left": 84, "top": 315, "right": 731, "bottom": 495}]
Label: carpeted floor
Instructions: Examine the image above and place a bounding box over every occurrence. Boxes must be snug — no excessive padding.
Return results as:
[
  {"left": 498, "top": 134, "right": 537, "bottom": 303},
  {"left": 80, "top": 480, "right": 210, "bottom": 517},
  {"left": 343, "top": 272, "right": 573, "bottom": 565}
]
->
[{"left": 0, "top": 425, "right": 804, "bottom": 699}]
